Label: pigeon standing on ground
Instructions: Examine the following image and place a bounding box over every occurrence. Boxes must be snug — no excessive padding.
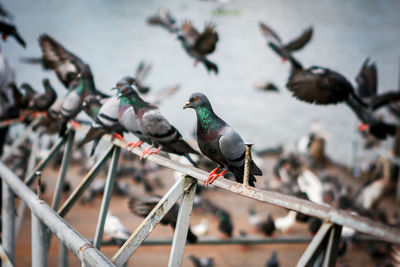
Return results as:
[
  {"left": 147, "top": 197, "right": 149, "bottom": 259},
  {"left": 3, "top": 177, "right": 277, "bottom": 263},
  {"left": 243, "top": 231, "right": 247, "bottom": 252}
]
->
[
  {"left": 177, "top": 21, "right": 219, "bottom": 74},
  {"left": 118, "top": 85, "right": 199, "bottom": 164},
  {"left": 183, "top": 92, "right": 262, "bottom": 186},
  {"left": 266, "top": 251, "right": 279, "bottom": 267},
  {"left": 188, "top": 255, "right": 214, "bottom": 267},
  {"left": 104, "top": 212, "right": 131, "bottom": 245}
]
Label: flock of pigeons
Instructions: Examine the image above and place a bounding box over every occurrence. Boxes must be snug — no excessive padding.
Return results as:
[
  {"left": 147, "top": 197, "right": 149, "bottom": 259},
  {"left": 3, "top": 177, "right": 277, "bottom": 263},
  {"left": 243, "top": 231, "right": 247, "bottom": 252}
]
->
[{"left": 0, "top": 3, "right": 399, "bottom": 267}]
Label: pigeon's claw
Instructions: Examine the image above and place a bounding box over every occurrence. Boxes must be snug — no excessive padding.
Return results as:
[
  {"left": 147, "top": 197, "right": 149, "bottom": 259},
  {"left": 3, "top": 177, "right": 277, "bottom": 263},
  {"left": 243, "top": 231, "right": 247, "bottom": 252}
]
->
[
  {"left": 126, "top": 140, "right": 144, "bottom": 151},
  {"left": 112, "top": 133, "right": 124, "bottom": 141},
  {"left": 205, "top": 168, "right": 225, "bottom": 187},
  {"left": 144, "top": 147, "right": 160, "bottom": 158},
  {"left": 140, "top": 145, "right": 154, "bottom": 160}
]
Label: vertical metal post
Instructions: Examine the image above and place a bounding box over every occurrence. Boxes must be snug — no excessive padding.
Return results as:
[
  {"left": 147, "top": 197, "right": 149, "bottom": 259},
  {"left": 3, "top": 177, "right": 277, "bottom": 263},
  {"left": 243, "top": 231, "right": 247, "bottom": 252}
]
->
[
  {"left": 52, "top": 130, "right": 75, "bottom": 209},
  {"left": 243, "top": 143, "right": 253, "bottom": 186},
  {"left": 322, "top": 224, "right": 342, "bottom": 267},
  {"left": 93, "top": 145, "right": 121, "bottom": 249},
  {"left": 2, "top": 181, "right": 15, "bottom": 265},
  {"left": 168, "top": 176, "right": 197, "bottom": 267},
  {"left": 59, "top": 243, "right": 68, "bottom": 267}
]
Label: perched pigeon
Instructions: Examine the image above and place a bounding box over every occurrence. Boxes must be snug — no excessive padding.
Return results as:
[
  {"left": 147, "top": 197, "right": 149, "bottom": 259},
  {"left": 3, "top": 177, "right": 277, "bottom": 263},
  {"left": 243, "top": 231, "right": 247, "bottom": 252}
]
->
[
  {"left": 78, "top": 95, "right": 123, "bottom": 156},
  {"left": 177, "top": 21, "right": 219, "bottom": 74},
  {"left": 118, "top": 85, "right": 199, "bottom": 164},
  {"left": 27, "top": 79, "right": 57, "bottom": 111},
  {"left": 147, "top": 8, "right": 179, "bottom": 33},
  {"left": 259, "top": 22, "right": 312, "bottom": 63},
  {"left": 128, "top": 195, "right": 198, "bottom": 243},
  {"left": 183, "top": 92, "right": 262, "bottom": 186}
]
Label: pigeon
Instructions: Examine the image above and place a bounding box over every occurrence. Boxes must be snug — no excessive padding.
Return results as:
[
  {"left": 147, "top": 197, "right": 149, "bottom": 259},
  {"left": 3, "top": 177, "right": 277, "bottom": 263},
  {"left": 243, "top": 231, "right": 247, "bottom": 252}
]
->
[
  {"left": 147, "top": 8, "right": 179, "bottom": 33},
  {"left": 183, "top": 92, "right": 262, "bottom": 186},
  {"left": 188, "top": 255, "right": 214, "bottom": 267},
  {"left": 118, "top": 85, "right": 199, "bottom": 164},
  {"left": 217, "top": 209, "right": 233, "bottom": 238},
  {"left": 104, "top": 212, "right": 131, "bottom": 244},
  {"left": 177, "top": 21, "right": 219, "bottom": 74},
  {"left": 78, "top": 95, "right": 123, "bottom": 156},
  {"left": 27, "top": 79, "right": 57, "bottom": 111},
  {"left": 254, "top": 81, "right": 279, "bottom": 92},
  {"left": 259, "top": 214, "right": 276, "bottom": 237},
  {"left": 266, "top": 251, "right": 279, "bottom": 267},
  {"left": 134, "top": 61, "right": 152, "bottom": 94},
  {"left": 248, "top": 208, "right": 262, "bottom": 228},
  {"left": 192, "top": 218, "right": 209, "bottom": 236},
  {"left": 128, "top": 195, "right": 198, "bottom": 243},
  {"left": 0, "top": 16, "right": 26, "bottom": 48},
  {"left": 82, "top": 94, "right": 108, "bottom": 120},
  {"left": 259, "top": 22, "right": 312, "bottom": 63},
  {"left": 275, "top": 210, "right": 297, "bottom": 233},
  {"left": 20, "top": 83, "right": 37, "bottom": 106}
]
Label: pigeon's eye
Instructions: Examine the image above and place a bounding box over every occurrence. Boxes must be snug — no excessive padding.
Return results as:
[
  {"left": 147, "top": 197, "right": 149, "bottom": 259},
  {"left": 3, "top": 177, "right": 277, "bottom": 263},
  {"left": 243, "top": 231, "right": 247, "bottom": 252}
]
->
[
  {"left": 194, "top": 96, "right": 199, "bottom": 101},
  {"left": 124, "top": 89, "right": 128, "bottom": 93}
]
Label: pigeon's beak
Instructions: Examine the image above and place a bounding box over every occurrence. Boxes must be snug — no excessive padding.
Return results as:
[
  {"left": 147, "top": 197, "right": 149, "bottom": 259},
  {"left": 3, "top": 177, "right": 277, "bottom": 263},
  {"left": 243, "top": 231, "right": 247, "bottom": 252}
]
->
[{"left": 183, "top": 101, "right": 191, "bottom": 109}]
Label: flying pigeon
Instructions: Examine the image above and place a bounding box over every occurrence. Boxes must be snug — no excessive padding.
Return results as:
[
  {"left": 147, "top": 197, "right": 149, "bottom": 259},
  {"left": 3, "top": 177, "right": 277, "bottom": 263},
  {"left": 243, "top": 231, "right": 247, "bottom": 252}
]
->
[
  {"left": 177, "top": 21, "right": 219, "bottom": 74},
  {"left": 0, "top": 16, "right": 26, "bottom": 48},
  {"left": 259, "top": 22, "right": 312, "bottom": 64},
  {"left": 118, "top": 85, "right": 199, "bottom": 165},
  {"left": 147, "top": 8, "right": 179, "bottom": 33},
  {"left": 183, "top": 92, "right": 262, "bottom": 186},
  {"left": 135, "top": 61, "right": 152, "bottom": 94}
]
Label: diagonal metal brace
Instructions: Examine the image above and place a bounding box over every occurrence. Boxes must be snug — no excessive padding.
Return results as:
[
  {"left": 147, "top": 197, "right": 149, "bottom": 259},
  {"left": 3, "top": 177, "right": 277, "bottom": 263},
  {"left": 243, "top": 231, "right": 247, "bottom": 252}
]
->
[{"left": 111, "top": 176, "right": 195, "bottom": 267}]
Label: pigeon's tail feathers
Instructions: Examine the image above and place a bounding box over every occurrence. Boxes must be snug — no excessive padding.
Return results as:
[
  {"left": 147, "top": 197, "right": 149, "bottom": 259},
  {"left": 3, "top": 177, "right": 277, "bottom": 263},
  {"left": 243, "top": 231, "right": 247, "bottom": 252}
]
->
[
  {"left": 184, "top": 154, "right": 199, "bottom": 168},
  {"left": 203, "top": 59, "right": 218, "bottom": 74},
  {"left": 13, "top": 32, "right": 26, "bottom": 48}
]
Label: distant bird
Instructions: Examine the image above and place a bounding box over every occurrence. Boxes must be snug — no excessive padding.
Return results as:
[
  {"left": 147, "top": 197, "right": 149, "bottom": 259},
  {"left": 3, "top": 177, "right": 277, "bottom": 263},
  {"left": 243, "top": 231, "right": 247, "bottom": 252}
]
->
[
  {"left": 297, "top": 169, "right": 323, "bottom": 204},
  {"left": 192, "top": 218, "right": 210, "bottom": 236},
  {"left": 275, "top": 210, "right": 297, "bottom": 233},
  {"left": 147, "top": 8, "right": 179, "bottom": 33},
  {"left": 118, "top": 86, "right": 199, "bottom": 164},
  {"left": 177, "top": 21, "right": 219, "bottom": 74},
  {"left": 248, "top": 208, "right": 262, "bottom": 228},
  {"left": 188, "top": 255, "right": 214, "bottom": 267},
  {"left": 0, "top": 16, "right": 26, "bottom": 48},
  {"left": 266, "top": 251, "right": 279, "bottom": 267},
  {"left": 259, "top": 214, "right": 276, "bottom": 237},
  {"left": 259, "top": 22, "right": 312, "bottom": 63},
  {"left": 135, "top": 61, "right": 152, "bottom": 94},
  {"left": 104, "top": 212, "right": 131, "bottom": 244},
  {"left": 128, "top": 195, "right": 198, "bottom": 243},
  {"left": 217, "top": 209, "right": 233, "bottom": 238},
  {"left": 184, "top": 92, "right": 262, "bottom": 186},
  {"left": 307, "top": 217, "right": 322, "bottom": 235},
  {"left": 78, "top": 95, "right": 123, "bottom": 156},
  {"left": 27, "top": 79, "right": 57, "bottom": 111},
  {"left": 254, "top": 81, "right": 279, "bottom": 92}
]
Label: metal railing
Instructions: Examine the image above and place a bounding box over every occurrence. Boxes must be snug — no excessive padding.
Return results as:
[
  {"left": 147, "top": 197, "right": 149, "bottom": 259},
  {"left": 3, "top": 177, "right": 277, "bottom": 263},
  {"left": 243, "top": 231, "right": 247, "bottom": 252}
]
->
[{"left": 0, "top": 119, "right": 400, "bottom": 267}]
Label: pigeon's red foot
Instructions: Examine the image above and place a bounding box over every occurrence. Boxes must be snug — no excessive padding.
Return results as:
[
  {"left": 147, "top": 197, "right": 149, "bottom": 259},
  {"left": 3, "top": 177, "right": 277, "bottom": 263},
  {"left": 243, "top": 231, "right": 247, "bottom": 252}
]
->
[
  {"left": 281, "top": 58, "right": 287, "bottom": 63},
  {"left": 205, "top": 168, "right": 226, "bottom": 187},
  {"left": 126, "top": 140, "right": 144, "bottom": 151},
  {"left": 140, "top": 145, "right": 160, "bottom": 159},
  {"left": 112, "top": 133, "right": 124, "bottom": 141},
  {"left": 71, "top": 120, "right": 81, "bottom": 129}
]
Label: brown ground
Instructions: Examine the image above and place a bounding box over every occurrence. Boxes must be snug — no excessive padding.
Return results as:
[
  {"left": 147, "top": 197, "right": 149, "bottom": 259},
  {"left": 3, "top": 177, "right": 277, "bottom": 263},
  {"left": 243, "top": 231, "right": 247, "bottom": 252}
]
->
[{"left": 13, "top": 152, "right": 399, "bottom": 267}]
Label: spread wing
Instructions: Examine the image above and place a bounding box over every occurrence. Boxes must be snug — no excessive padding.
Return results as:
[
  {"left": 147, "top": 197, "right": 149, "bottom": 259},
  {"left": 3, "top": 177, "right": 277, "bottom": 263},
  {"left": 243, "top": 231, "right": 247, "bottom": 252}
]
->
[
  {"left": 195, "top": 23, "right": 218, "bottom": 55},
  {"left": 355, "top": 57, "right": 377, "bottom": 98},
  {"left": 259, "top": 22, "right": 282, "bottom": 46},
  {"left": 180, "top": 21, "right": 200, "bottom": 46},
  {"left": 284, "top": 27, "right": 313, "bottom": 52}
]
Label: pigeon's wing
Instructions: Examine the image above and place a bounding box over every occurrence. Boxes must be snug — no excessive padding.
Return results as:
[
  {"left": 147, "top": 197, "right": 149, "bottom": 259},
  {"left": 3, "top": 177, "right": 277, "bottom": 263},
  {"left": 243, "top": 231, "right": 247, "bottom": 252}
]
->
[
  {"left": 259, "top": 22, "right": 282, "bottom": 46},
  {"left": 219, "top": 126, "right": 246, "bottom": 167},
  {"left": 355, "top": 58, "right": 377, "bottom": 98},
  {"left": 195, "top": 23, "right": 218, "bottom": 55},
  {"left": 370, "top": 91, "right": 400, "bottom": 110},
  {"left": 284, "top": 27, "right": 313, "bottom": 52},
  {"left": 39, "top": 34, "right": 89, "bottom": 88},
  {"left": 287, "top": 67, "right": 352, "bottom": 105},
  {"left": 135, "top": 61, "right": 152, "bottom": 84},
  {"left": 181, "top": 21, "right": 200, "bottom": 46}
]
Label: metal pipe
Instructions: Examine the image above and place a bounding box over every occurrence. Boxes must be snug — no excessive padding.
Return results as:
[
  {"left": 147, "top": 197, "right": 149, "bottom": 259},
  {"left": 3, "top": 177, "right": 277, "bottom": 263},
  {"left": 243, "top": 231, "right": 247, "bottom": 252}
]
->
[
  {"left": 322, "top": 224, "right": 342, "bottom": 267},
  {"left": 24, "top": 133, "right": 68, "bottom": 186},
  {"left": 0, "top": 244, "right": 14, "bottom": 267},
  {"left": 243, "top": 143, "right": 253, "bottom": 186},
  {"left": 2, "top": 181, "right": 15, "bottom": 265},
  {"left": 52, "top": 130, "right": 75, "bottom": 210},
  {"left": 93, "top": 146, "right": 120, "bottom": 249},
  {"left": 58, "top": 145, "right": 114, "bottom": 218},
  {"left": 0, "top": 162, "right": 115, "bottom": 266},
  {"left": 112, "top": 178, "right": 191, "bottom": 266},
  {"left": 59, "top": 242, "right": 68, "bottom": 267},
  {"left": 32, "top": 214, "right": 49, "bottom": 267},
  {"left": 168, "top": 177, "right": 197, "bottom": 267}
]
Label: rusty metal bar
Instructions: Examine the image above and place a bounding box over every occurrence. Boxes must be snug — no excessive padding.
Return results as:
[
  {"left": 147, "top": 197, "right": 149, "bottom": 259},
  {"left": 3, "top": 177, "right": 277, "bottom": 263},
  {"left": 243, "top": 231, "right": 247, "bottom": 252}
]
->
[
  {"left": 112, "top": 177, "right": 190, "bottom": 266},
  {"left": 0, "top": 162, "right": 115, "bottom": 266},
  {"left": 243, "top": 143, "right": 253, "bottom": 186},
  {"left": 168, "top": 177, "right": 197, "bottom": 267},
  {"left": 93, "top": 146, "right": 120, "bottom": 249},
  {"left": 297, "top": 222, "right": 332, "bottom": 267},
  {"left": 58, "top": 145, "right": 114, "bottom": 218}
]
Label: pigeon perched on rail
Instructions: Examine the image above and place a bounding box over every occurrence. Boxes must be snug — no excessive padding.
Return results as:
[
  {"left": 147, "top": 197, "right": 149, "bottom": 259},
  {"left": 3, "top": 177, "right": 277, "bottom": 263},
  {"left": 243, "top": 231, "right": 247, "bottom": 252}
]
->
[
  {"left": 183, "top": 92, "right": 262, "bottom": 186},
  {"left": 27, "top": 79, "right": 57, "bottom": 111},
  {"left": 118, "top": 85, "right": 199, "bottom": 164},
  {"left": 177, "top": 21, "right": 219, "bottom": 74},
  {"left": 259, "top": 22, "right": 312, "bottom": 63},
  {"left": 128, "top": 195, "right": 198, "bottom": 243},
  {"left": 147, "top": 8, "right": 179, "bottom": 33}
]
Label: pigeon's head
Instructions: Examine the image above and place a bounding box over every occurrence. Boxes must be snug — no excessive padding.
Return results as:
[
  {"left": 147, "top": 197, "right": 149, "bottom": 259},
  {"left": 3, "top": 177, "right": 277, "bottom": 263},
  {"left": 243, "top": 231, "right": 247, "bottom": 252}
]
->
[
  {"left": 117, "top": 84, "right": 140, "bottom": 99},
  {"left": 183, "top": 92, "right": 211, "bottom": 110},
  {"left": 116, "top": 76, "right": 136, "bottom": 88}
]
